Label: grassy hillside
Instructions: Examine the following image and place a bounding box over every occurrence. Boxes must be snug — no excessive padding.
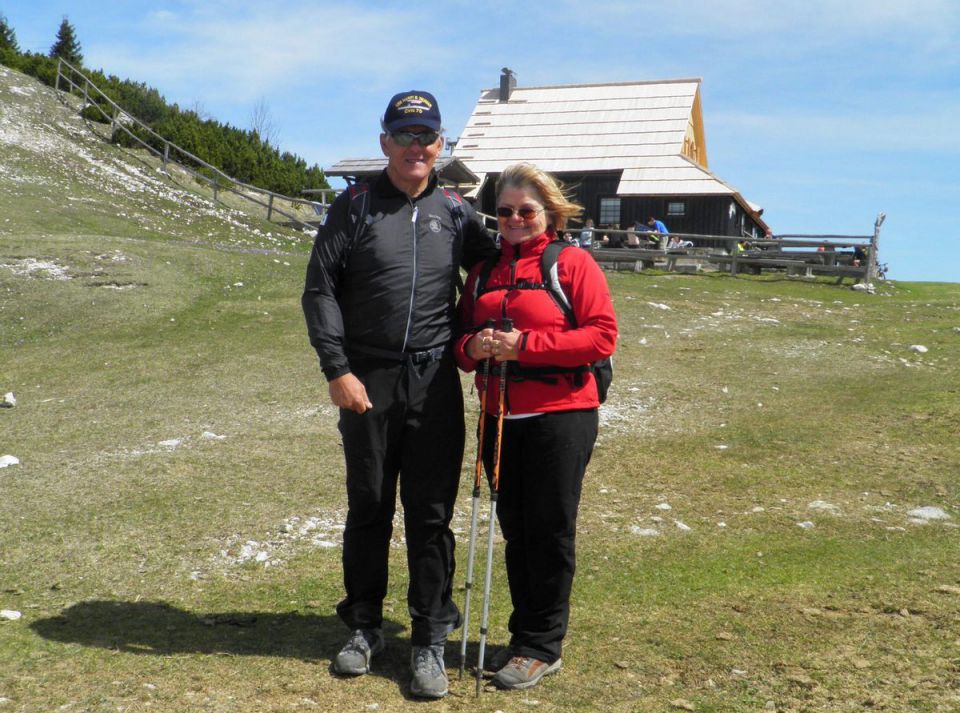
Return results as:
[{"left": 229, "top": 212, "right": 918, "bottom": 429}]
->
[{"left": 2, "top": 66, "right": 959, "bottom": 712}]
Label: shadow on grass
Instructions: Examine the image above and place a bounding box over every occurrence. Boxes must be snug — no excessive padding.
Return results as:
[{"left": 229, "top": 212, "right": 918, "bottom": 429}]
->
[
  {"left": 29, "top": 599, "right": 405, "bottom": 662},
  {"left": 31, "top": 600, "right": 508, "bottom": 699}
]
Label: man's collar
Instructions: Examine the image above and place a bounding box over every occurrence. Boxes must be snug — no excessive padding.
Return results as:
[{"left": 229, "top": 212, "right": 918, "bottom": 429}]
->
[{"left": 376, "top": 169, "right": 438, "bottom": 200}]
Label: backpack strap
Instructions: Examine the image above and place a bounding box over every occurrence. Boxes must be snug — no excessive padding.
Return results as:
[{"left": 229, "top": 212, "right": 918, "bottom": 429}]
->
[
  {"left": 540, "top": 240, "right": 577, "bottom": 327},
  {"left": 340, "top": 183, "right": 372, "bottom": 272},
  {"left": 473, "top": 253, "right": 499, "bottom": 302},
  {"left": 473, "top": 239, "right": 577, "bottom": 315},
  {"left": 442, "top": 188, "right": 466, "bottom": 295},
  {"left": 442, "top": 188, "right": 465, "bottom": 236}
]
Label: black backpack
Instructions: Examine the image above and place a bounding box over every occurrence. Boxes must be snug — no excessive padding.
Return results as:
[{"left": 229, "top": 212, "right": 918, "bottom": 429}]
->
[{"left": 474, "top": 240, "right": 613, "bottom": 403}]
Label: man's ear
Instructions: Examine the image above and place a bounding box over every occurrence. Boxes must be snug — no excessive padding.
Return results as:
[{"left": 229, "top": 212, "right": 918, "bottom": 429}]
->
[{"left": 379, "top": 133, "right": 389, "bottom": 157}]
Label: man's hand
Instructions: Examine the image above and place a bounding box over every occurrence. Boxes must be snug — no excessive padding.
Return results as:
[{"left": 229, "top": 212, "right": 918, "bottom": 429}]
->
[{"left": 328, "top": 373, "right": 373, "bottom": 414}]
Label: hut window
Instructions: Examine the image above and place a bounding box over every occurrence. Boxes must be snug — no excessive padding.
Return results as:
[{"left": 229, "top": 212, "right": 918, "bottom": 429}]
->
[
  {"left": 599, "top": 197, "right": 621, "bottom": 226},
  {"left": 667, "top": 201, "right": 685, "bottom": 217}
]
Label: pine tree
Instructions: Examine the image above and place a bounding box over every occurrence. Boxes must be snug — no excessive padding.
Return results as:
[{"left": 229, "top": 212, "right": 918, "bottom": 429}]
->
[
  {"left": 0, "top": 14, "right": 20, "bottom": 53},
  {"left": 49, "top": 16, "right": 83, "bottom": 66}
]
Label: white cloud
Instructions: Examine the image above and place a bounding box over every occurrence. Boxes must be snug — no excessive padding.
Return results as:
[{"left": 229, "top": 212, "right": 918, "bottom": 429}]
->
[{"left": 89, "top": 4, "right": 458, "bottom": 106}]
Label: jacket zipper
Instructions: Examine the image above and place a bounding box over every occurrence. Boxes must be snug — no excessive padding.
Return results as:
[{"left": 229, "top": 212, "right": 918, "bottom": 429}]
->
[
  {"left": 500, "top": 243, "right": 520, "bottom": 320},
  {"left": 401, "top": 203, "right": 419, "bottom": 352}
]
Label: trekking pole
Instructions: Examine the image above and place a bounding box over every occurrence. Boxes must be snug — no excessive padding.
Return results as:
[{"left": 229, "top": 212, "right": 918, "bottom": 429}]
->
[
  {"left": 459, "top": 319, "right": 496, "bottom": 680},
  {"left": 476, "top": 317, "right": 513, "bottom": 696}
]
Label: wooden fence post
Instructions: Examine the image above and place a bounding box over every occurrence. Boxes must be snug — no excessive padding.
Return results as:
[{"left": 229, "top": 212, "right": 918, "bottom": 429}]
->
[
  {"left": 267, "top": 194, "right": 275, "bottom": 221},
  {"left": 867, "top": 213, "right": 884, "bottom": 283}
]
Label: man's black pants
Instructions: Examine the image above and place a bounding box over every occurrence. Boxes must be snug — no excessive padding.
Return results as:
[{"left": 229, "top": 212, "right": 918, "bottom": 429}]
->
[
  {"left": 481, "top": 408, "right": 598, "bottom": 663},
  {"left": 336, "top": 352, "right": 464, "bottom": 645}
]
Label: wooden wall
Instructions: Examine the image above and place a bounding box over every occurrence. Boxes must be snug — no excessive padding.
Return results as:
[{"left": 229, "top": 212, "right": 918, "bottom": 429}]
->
[{"left": 477, "top": 171, "right": 764, "bottom": 240}]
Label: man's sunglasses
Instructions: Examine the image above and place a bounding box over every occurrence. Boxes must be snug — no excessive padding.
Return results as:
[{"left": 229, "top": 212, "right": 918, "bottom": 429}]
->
[
  {"left": 496, "top": 206, "right": 544, "bottom": 221},
  {"left": 388, "top": 130, "right": 441, "bottom": 147}
]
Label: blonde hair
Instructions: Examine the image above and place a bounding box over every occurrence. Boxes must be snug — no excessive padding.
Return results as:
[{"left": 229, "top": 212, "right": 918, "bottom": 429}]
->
[{"left": 496, "top": 163, "right": 583, "bottom": 232}]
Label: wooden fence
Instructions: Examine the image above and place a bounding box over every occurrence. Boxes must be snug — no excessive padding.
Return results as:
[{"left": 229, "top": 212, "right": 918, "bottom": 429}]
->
[
  {"left": 53, "top": 58, "right": 324, "bottom": 236},
  {"left": 552, "top": 214, "right": 886, "bottom": 284}
]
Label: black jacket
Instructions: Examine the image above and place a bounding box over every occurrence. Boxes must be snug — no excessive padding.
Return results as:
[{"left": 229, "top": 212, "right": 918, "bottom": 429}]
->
[{"left": 302, "top": 171, "right": 497, "bottom": 381}]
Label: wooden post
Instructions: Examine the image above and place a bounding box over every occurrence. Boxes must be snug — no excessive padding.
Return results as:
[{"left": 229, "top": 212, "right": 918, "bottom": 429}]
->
[
  {"left": 866, "top": 213, "right": 884, "bottom": 283},
  {"left": 267, "top": 194, "right": 275, "bottom": 221},
  {"left": 56, "top": 59, "right": 62, "bottom": 93},
  {"left": 162, "top": 143, "right": 170, "bottom": 172}
]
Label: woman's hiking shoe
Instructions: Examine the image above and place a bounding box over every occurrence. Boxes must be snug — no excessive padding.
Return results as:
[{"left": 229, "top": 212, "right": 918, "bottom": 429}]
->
[
  {"left": 333, "top": 628, "right": 384, "bottom": 675},
  {"left": 491, "top": 655, "right": 562, "bottom": 690},
  {"left": 481, "top": 646, "right": 514, "bottom": 677},
  {"left": 410, "top": 643, "right": 448, "bottom": 699}
]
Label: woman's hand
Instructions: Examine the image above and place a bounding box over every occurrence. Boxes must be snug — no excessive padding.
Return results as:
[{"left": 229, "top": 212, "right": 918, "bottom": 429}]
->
[
  {"left": 490, "top": 328, "right": 521, "bottom": 362},
  {"left": 466, "top": 327, "right": 495, "bottom": 361}
]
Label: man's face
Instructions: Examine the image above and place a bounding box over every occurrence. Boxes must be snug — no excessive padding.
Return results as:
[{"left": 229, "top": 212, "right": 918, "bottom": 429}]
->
[{"left": 380, "top": 125, "right": 443, "bottom": 193}]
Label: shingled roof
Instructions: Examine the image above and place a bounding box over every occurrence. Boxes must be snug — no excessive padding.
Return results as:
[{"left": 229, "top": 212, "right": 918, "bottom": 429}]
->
[{"left": 452, "top": 77, "right": 749, "bottom": 199}]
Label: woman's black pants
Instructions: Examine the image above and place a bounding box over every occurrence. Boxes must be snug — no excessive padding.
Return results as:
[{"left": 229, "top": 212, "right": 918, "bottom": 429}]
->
[{"left": 482, "top": 408, "right": 598, "bottom": 663}]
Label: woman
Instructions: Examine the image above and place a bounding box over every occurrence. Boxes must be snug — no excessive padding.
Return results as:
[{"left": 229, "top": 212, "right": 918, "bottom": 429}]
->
[{"left": 454, "top": 163, "right": 618, "bottom": 690}]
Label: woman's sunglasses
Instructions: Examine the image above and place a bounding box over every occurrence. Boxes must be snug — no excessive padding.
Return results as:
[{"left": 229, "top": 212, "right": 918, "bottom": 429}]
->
[
  {"left": 388, "top": 131, "right": 441, "bottom": 147},
  {"left": 496, "top": 206, "right": 544, "bottom": 221}
]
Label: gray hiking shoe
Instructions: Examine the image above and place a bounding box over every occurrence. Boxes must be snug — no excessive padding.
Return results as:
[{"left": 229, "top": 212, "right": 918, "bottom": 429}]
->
[
  {"left": 410, "top": 643, "right": 448, "bottom": 699},
  {"left": 333, "top": 628, "right": 384, "bottom": 675},
  {"left": 491, "top": 655, "right": 562, "bottom": 690}
]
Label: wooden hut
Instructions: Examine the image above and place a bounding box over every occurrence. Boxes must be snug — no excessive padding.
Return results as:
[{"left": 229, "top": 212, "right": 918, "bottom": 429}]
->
[{"left": 452, "top": 70, "right": 768, "bottom": 240}]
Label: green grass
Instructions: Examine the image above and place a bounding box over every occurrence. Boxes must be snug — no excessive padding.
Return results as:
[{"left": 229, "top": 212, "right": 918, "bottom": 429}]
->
[{"left": 2, "top": 66, "right": 960, "bottom": 712}]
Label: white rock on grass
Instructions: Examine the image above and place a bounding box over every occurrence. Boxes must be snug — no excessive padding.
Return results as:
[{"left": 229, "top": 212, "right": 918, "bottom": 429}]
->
[
  {"left": 808, "top": 500, "right": 841, "bottom": 513},
  {"left": 158, "top": 439, "right": 182, "bottom": 448},
  {"left": 0, "top": 610, "right": 22, "bottom": 621},
  {"left": 201, "top": 431, "right": 226, "bottom": 440},
  {"left": 0, "top": 455, "right": 19, "bottom": 469},
  {"left": 1, "top": 392, "right": 15, "bottom": 407},
  {"left": 798, "top": 521, "right": 816, "bottom": 529},
  {"left": 630, "top": 526, "right": 660, "bottom": 537},
  {"left": 910, "top": 345, "right": 928, "bottom": 353},
  {"left": 907, "top": 506, "right": 951, "bottom": 522}
]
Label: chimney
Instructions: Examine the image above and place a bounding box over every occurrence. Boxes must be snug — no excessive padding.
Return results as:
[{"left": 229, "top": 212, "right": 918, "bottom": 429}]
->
[{"left": 499, "top": 67, "right": 516, "bottom": 103}]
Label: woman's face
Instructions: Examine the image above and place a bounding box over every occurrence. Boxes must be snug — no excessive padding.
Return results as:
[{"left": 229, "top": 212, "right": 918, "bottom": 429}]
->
[{"left": 496, "top": 184, "right": 549, "bottom": 245}]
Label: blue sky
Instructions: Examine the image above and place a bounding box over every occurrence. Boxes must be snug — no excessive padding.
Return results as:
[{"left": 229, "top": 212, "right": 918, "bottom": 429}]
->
[{"left": 5, "top": 0, "right": 958, "bottom": 282}]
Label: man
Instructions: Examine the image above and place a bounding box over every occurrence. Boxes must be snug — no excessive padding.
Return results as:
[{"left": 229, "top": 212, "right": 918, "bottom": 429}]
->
[
  {"left": 647, "top": 216, "right": 669, "bottom": 242},
  {"left": 301, "top": 90, "right": 496, "bottom": 699},
  {"left": 578, "top": 218, "right": 594, "bottom": 249}
]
